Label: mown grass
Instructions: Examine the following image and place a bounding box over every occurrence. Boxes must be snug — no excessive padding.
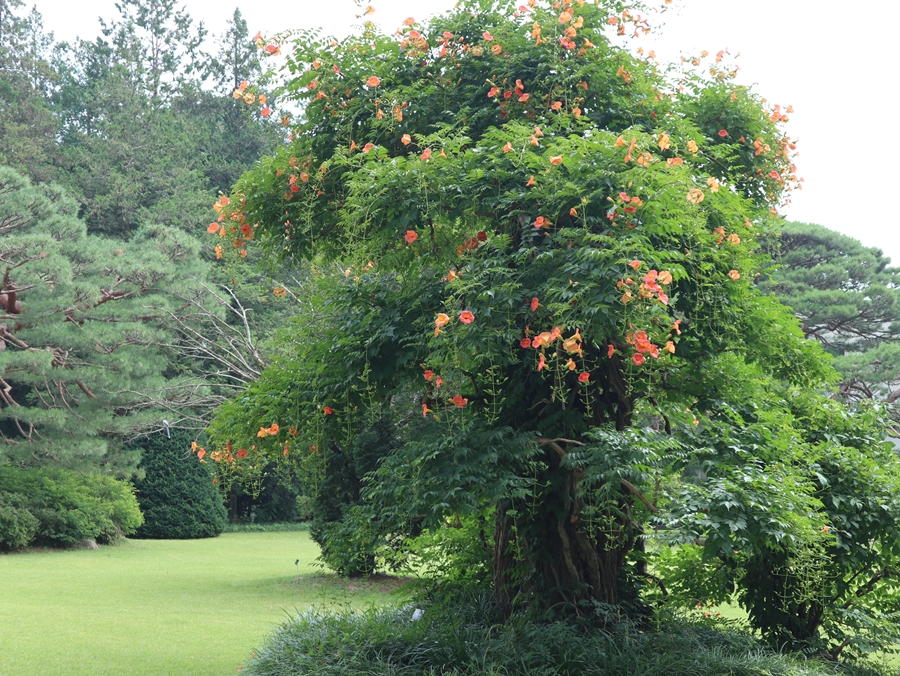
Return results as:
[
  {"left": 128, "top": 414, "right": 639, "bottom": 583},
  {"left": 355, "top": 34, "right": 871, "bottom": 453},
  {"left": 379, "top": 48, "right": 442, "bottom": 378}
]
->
[
  {"left": 0, "top": 531, "right": 411, "bottom": 676},
  {"left": 4, "top": 533, "right": 896, "bottom": 676}
]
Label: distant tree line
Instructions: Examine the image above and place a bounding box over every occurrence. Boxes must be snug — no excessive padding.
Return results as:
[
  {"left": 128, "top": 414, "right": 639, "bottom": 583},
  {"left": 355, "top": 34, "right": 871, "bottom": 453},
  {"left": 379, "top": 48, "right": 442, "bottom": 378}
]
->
[{"left": 0, "top": 0, "right": 300, "bottom": 530}]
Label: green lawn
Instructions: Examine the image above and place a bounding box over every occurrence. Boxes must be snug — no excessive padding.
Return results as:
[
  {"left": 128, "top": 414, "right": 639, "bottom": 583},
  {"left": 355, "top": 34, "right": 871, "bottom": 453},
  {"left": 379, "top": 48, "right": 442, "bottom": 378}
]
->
[{"left": 0, "top": 531, "right": 411, "bottom": 676}]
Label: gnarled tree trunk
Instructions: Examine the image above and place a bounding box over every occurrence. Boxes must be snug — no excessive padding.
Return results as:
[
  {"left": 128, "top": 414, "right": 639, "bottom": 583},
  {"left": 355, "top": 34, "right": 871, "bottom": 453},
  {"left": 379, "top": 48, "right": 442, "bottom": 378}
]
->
[{"left": 493, "top": 446, "right": 639, "bottom": 616}]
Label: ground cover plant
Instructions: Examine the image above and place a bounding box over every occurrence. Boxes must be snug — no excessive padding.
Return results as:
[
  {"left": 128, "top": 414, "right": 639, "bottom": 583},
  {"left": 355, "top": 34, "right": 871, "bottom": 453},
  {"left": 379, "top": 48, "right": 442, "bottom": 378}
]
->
[
  {"left": 244, "top": 594, "right": 891, "bottom": 676},
  {"left": 0, "top": 531, "right": 405, "bottom": 676},
  {"left": 203, "top": 0, "right": 900, "bottom": 664}
]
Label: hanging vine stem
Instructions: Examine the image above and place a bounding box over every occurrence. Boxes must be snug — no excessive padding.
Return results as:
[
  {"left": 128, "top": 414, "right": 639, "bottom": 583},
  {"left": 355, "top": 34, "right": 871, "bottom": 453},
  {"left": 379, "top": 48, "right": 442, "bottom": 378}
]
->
[
  {"left": 483, "top": 359, "right": 507, "bottom": 425},
  {"left": 579, "top": 352, "right": 596, "bottom": 420},
  {"left": 357, "top": 358, "right": 379, "bottom": 427}
]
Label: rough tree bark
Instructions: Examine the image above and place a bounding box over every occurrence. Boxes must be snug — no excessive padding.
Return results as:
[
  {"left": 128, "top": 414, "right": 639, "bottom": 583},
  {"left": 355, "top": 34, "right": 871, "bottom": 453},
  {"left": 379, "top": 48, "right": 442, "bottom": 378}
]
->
[{"left": 491, "top": 354, "right": 651, "bottom": 616}]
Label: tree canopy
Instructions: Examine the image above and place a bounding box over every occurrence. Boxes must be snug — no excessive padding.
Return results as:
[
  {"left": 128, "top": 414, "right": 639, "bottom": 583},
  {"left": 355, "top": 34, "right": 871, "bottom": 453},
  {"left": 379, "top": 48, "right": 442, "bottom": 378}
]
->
[
  {"left": 0, "top": 0, "right": 57, "bottom": 182},
  {"left": 0, "top": 0, "right": 309, "bottom": 552},
  {"left": 14, "top": 0, "right": 879, "bottom": 656}
]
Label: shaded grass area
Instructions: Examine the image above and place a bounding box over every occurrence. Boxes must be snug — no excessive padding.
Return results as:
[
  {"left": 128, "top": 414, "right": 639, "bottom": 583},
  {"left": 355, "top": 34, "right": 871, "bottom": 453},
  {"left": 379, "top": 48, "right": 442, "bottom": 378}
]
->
[
  {"left": 0, "top": 531, "right": 408, "bottom": 676},
  {"left": 222, "top": 521, "right": 310, "bottom": 533},
  {"left": 246, "top": 598, "right": 892, "bottom": 676}
]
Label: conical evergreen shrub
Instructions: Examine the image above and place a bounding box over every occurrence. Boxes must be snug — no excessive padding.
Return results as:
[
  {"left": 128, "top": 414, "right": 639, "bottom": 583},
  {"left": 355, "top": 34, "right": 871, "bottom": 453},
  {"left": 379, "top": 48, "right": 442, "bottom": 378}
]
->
[{"left": 133, "top": 429, "right": 227, "bottom": 539}]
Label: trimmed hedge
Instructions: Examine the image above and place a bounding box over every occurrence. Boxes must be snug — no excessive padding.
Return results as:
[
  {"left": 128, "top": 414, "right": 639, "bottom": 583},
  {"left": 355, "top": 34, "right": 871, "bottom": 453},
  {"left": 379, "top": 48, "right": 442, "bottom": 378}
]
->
[
  {"left": 0, "top": 466, "right": 143, "bottom": 549},
  {"left": 132, "top": 429, "right": 227, "bottom": 539}
]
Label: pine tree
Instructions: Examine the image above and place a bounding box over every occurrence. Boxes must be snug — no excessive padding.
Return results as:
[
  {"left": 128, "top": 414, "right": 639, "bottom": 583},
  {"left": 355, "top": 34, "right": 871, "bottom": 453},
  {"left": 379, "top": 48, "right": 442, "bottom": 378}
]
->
[
  {"left": 132, "top": 428, "right": 226, "bottom": 539},
  {"left": 764, "top": 221, "right": 900, "bottom": 420},
  {"left": 0, "top": 167, "right": 208, "bottom": 470}
]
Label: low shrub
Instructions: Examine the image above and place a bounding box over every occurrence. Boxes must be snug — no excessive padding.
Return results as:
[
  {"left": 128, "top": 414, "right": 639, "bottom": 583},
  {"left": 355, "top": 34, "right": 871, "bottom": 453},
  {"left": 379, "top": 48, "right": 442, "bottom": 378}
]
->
[
  {"left": 244, "top": 592, "right": 890, "bottom": 676},
  {"left": 0, "top": 466, "right": 142, "bottom": 549},
  {"left": 0, "top": 502, "right": 39, "bottom": 550}
]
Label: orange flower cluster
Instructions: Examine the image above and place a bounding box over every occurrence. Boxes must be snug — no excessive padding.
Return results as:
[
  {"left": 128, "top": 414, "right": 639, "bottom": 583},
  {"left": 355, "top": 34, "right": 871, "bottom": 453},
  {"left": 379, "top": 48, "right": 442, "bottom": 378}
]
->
[
  {"left": 616, "top": 192, "right": 644, "bottom": 217},
  {"left": 233, "top": 78, "right": 271, "bottom": 118},
  {"left": 768, "top": 103, "right": 791, "bottom": 123},
  {"left": 450, "top": 395, "right": 468, "bottom": 408},
  {"left": 433, "top": 310, "right": 474, "bottom": 335},
  {"left": 257, "top": 423, "right": 280, "bottom": 437},
  {"left": 232, "top": 79, "right": 250, "bottom": 101},
  {"left": 529, "top": 326, "right": 562, "bottom": 349},
  {"left": 209, "top": 194, "right": 256, "bottom": 258},
  {"left": 605, "top": 7, "right": 651, "bottom": 37},
  {"left": 617, "top": 266, "right": 672, "bottom": 306},
  {"left": 456, "top": 231, "right": 487, "bottom": 256},
  {"left": 194, "top": 439, "right": 247, "bottom": 466},
  {"left": 752, "top": 137, "right": 770, "bottom": 156},
  {"left": 686, "top": 188, "right": 705, "bottom": 204},
  {"left": 561, "top": 329, "right": 583, "bottom": 357},
  {"left": 399, "top": 24, "right": 429, "bottom": 54},
  {"left": 625, "top": 330, "right": 675, "bottom": 366},
  {"left": 519, "top": 318, "right": 591, "bottom": 382}
]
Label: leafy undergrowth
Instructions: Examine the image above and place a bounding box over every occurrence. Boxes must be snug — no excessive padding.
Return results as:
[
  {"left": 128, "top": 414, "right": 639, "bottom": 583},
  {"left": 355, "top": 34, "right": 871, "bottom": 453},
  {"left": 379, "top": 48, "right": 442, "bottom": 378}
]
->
[
  {"left": 222, "top": 520, "right": 310, "bottom": 533},
  {"left": 246, "top": 596, "right": 890, "bottom": 676}
]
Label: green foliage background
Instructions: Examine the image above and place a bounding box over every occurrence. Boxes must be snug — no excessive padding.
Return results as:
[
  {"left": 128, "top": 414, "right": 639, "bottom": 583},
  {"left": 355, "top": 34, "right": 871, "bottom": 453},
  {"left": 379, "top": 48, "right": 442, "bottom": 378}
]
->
[{"left": 3, "top": 0, "right": 900, "bottom": 664}]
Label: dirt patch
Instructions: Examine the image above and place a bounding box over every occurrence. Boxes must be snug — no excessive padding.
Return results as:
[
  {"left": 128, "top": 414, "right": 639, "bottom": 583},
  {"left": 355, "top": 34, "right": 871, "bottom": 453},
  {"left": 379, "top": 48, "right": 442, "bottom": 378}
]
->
[{"left": 293, "top": 572, "right": 416, "bottom": 594}]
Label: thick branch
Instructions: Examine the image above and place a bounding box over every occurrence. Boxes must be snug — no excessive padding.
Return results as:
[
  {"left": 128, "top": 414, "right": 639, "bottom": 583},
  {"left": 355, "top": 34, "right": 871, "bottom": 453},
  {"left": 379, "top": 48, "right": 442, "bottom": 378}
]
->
[{"left": 620, "top": 479, "right": 662, "bottom": 514}]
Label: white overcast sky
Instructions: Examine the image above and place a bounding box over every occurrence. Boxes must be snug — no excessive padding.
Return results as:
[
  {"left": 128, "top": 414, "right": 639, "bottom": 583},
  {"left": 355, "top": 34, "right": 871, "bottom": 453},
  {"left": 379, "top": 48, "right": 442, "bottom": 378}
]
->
[{"left": 31, "top": 0, "right": 900, "bottom": 265}]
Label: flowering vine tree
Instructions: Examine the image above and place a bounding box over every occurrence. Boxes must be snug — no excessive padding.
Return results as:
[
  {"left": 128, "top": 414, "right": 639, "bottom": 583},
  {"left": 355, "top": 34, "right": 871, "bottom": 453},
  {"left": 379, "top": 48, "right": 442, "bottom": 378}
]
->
[{"left": 204, "top": 0, "right": 900, "bottom": 646}]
